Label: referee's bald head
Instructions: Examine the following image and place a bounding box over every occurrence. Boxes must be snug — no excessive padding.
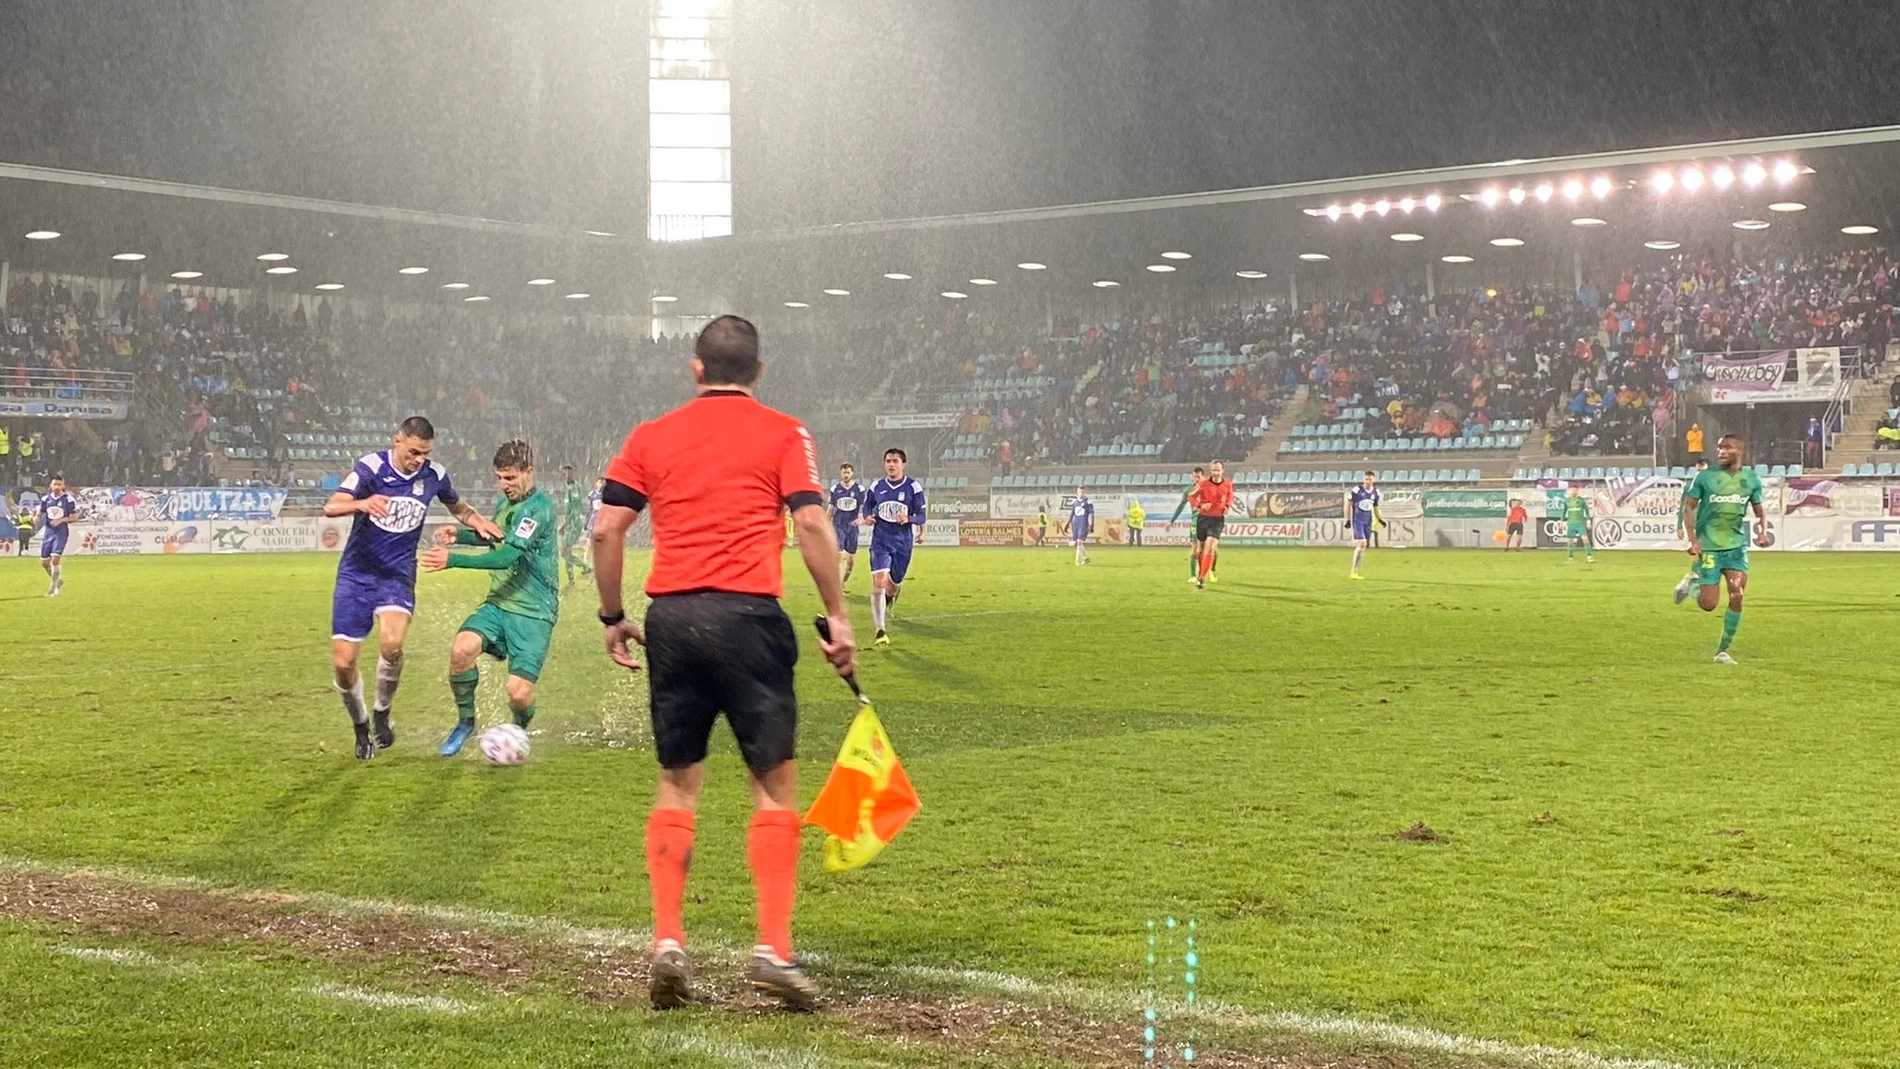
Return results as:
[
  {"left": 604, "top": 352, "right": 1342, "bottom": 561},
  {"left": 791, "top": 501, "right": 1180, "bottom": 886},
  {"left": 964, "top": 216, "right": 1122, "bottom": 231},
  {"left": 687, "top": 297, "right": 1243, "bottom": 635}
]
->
[{"left": 694, "top": 315, "right": 762, "bottom": 387}]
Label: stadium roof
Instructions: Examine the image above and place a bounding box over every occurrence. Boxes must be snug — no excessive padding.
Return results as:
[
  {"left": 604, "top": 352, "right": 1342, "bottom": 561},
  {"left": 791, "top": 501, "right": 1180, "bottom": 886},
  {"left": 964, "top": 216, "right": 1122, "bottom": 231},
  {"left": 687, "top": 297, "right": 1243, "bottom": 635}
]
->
[{"left": 5, "top": 124, "right": 1900, "bottom": 321}]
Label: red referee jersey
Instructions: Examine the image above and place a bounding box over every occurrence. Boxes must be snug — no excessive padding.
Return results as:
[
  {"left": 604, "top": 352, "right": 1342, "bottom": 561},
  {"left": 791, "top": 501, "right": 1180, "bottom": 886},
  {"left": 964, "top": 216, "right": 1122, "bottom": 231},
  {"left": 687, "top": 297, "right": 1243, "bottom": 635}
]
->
[
  {"left": 605, "top": 390, "right": 824, "bottom": 598},
  {"left": 1190, "top": 477, "right": 1234, "bottom": 517}
]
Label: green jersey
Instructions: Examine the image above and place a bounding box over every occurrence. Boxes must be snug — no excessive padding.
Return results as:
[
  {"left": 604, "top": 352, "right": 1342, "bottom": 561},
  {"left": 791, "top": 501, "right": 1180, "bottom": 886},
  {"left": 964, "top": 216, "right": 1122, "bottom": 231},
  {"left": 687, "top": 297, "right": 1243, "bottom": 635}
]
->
[
  {"left": 446, "top": 487, "right": 561, "bottom": 622},
  {"left": 1684, "top": 466, "right": 1763, "bottom": 552},
  {"left": 561, "top": 481, "right": 587, "bottom": 538},
  {"left": 1563, "top": 495, "right": 1591, "bottom": 524}
]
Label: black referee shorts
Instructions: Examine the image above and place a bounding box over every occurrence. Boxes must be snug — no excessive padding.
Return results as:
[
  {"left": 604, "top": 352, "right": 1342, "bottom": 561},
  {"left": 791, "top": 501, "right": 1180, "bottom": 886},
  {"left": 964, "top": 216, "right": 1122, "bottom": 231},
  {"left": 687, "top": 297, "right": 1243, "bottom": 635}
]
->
[
  {"left": 1194, "top": 515, "right": 1226, "bottom": 542},
  {"left": 644, "top": 591, "right": 800, "bottom": 775}
]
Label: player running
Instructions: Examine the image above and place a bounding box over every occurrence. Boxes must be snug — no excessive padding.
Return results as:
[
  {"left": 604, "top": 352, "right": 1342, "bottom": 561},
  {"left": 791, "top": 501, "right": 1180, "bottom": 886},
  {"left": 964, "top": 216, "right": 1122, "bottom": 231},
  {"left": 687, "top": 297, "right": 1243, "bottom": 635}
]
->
[
  {"left": 424, "top": 440, "right": 561, "bottom": 756},
  {"left": 1188, "top": 460, "right": 1233, "bottom": 589},
  {"left": 1069, "top": 486, "right": 1095, "bottom": 565},
  {"left": 559, "top": 464, "right": 594, "bottom": 592},
  {"left": 1504, "top": 498, "right": 1527, "bottom": 551},
  {"left": 867, "top": 447, "right": 925, "bottom": 647},
  {"left": 37, "top": 476, "right": 75, "bottom": 596},
  {"left": 1678, "top": 434, "right": 1769, "bottom": 664},
  {"left": 1171, "top": 466, "right": 1207, "bottom": 581},
  {"left": 1562, "top": 486, "right": 1595, "bottom": 563},
  {"left": 324, "top": 416, "right": 499, "bottom": 761},
  {"left": 827, "top": 463, "right": 870, "bottom": 588},
  {"left": 590, "top": 314, "right": 854, "bottom": 1011},
  {"left": 1346, "top": 471, "right": 1383, "bottom": 579},
  {"left": 1672, "top": 459, "right": 1711, "bottom": 602},
  {"left": 1034, "top": 505, "right": 1049, "bottom": 546}
]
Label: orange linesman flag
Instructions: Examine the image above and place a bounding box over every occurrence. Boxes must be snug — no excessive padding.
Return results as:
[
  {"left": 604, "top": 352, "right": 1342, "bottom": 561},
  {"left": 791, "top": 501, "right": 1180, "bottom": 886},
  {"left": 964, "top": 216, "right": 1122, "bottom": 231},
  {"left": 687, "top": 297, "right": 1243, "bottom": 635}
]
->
[{"left": 803, "top": 704, "right": 920, "bottom": 872}]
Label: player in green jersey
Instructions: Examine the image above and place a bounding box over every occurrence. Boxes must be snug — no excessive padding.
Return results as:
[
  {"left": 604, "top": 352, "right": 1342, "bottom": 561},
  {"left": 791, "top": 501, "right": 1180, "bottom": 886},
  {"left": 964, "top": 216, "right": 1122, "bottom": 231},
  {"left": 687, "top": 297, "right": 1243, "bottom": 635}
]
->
[
  {"left": 422, "top": 439, "right": 563, "bottom": 755},
  {"left": 1562, "top": 486, "right": 1595, "bottom": 562},
  {"left": 1678, "top": 434, "right": 1769, "bottom": 664},
  {"left": 559, "top": 463, "right": 594, "bottom": 592},
  {"left": 1671, "top": 458, "right": 1710, "bottom": 602},
  {"left": 1171, "top": 465, "right": 1206, "bottom": 580}
]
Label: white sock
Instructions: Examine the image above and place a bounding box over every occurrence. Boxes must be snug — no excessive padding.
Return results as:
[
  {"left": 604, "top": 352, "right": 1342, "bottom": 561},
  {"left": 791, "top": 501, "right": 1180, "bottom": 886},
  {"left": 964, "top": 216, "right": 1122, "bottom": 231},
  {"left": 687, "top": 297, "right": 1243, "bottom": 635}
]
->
[
  {"left": 1351, "top": 547, "right": 1364, "bottom": 572},
  {"left": 872, "top": 590, "right": 886, "bottom": 631},
  {"left": 50, "top": 564, "right": 60, "bottom": 583},
  {"left": 1074, "top": 543, "right": 1084, "bottom": 564},
  {"left": 374, "top": 654, "right": 403, "bottom": 713},
  {"left": 335, "top": 676, "right": 369, "bottom": 725}
]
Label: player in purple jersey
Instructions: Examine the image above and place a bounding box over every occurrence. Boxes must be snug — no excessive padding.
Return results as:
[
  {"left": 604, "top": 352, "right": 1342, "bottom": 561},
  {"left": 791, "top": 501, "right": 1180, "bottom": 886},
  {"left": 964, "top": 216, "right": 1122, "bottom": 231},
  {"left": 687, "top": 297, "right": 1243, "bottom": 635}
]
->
[
  {"left": 1346, "top": 471, "right": 1383, "bottom": 580},
  {"left": 827, "top": 462, "right": 871, "bottom": 589},
  {"left": 37, "top": 476, "right": 77, "bottom": 597},
  {"left": 322, "top": 416, "right": 499, "bottom": 760},
  {"left": 866, "top": 448, "right": 925, "bottom": 647}
]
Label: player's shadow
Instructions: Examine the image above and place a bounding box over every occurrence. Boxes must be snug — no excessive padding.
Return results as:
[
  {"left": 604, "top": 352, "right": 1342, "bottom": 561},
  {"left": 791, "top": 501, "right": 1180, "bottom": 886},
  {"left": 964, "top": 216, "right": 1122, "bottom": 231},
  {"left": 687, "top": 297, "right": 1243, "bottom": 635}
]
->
[
  {"left": 0, "top": 595, "right": 44, "bottom": 602},
  {"left": 882, "top": 648, "right": 987, "bottom": 693},
  {"left": 1209, "top": 581, "right": 1328, "bottom": 604},
  {"left": 182, "top": 764, "right": 372, "bottom": 885}
]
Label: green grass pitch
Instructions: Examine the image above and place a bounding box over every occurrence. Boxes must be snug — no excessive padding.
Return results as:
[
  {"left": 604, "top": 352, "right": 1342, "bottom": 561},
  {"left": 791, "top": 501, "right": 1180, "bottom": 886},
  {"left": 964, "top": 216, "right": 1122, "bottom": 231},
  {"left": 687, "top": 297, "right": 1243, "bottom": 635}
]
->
[{"left": 1, "top": 546, "right": 1895, "bottom": 1068}]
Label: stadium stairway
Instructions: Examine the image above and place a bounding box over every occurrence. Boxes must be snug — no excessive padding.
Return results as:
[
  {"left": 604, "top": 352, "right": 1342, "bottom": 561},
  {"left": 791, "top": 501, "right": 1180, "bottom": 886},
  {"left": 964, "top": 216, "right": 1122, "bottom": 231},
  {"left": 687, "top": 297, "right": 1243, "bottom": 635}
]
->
[
  {"left": 1833, "top": 374, "right": 1893, "bottom": 472},
  {"left": 1240, "top": 385, "right": 1308, "bottom": 468}
]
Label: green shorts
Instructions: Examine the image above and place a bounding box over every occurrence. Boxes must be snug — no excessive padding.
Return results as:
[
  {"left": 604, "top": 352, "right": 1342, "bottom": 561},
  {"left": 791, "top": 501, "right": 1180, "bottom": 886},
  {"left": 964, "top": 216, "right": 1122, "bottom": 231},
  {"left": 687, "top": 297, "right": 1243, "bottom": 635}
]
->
[
  {"left": 1694, "top": 546, "right": 1749, "bottom": 586},
  {"left": 459, "top": 604, "right": 555, "bottom": 682},
  {"left": 1566, "top": 521, "right": 1589, "bottom": 539}
]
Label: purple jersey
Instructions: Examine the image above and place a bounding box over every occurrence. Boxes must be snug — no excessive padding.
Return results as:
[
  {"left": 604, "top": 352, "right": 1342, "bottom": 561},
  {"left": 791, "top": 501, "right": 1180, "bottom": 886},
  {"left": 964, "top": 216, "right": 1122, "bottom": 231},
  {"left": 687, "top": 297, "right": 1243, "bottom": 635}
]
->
[
  {"left": 37, "top": 492, "right": 77, "bottom": 528},
  {"left": 866, "top": 476, "right": 925, "bottom": 542},
  {"left": 337, "top": 451, "right": 459, "bottom": 581},
  {"left": 828, "top": 481, "right": 869, "bottom": 530},
  {"left": 1349, "top": 485, "right": 1381, "bottom": 534}
]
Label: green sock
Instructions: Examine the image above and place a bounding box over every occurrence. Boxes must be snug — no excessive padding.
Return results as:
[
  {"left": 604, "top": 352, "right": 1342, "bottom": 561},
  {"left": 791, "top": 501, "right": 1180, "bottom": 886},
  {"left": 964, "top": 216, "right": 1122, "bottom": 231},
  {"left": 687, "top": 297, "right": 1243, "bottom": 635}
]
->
[
  {"left": 450, "top": 668, "right": 478, "bottom": 722},
  {"left": 1718, "top": 609, "right": 1741, "bottom": 653},
  {"left": 1190, "top": 551, "right": 1199, "bottom": 576},
  {"left": 512, "top": 703, "right": 535, "bottom": 728},
  {"left": 1567, "top": 541, "right": 1575, "bottom": 559}
]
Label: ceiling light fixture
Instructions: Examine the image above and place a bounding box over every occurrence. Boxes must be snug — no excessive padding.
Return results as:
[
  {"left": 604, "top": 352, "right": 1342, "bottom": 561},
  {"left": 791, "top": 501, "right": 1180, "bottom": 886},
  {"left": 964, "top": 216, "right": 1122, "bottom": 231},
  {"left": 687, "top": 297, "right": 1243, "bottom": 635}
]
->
[
  {"left": 1489, "top": 237, "right": 1525, "bottom": 247},
  {"left": 527, "top": 278, "right": 556, "bottom": 286},
  {"left": 1298, "top": 252, "right": 1331, "bottom": 262},
  {"left": 1144, "top": 264, "right": 1176, "bottom": 273},
  {"left": 939, "top": 292, "right": 967, "bottom": 299},
  {"left": 650, "top": 295, "right": 679, "bottom": 303},
  {"left": 1374, "top": 200, "right": 1391, "bottom": 216},
  {"left": 1590, "top": 176, "right": 1613, "bottom": 199},
  {"left": 1325, "top": 204, "right": 1342, "bottom": 221},
  {"left": 170, "top": 270, "right": 203, "bottom": 279},
  {"left": 442, "top": 282, "right": 471, "bottom": 290},
  {"left": 1534, "top": 183, "right": 1554, "bottom": 203},
  {"left": 1016, "top": 262, "right": 1047, "bottom": 271},
  {"left": 1390, "top": 232, "right": 1425, "bottom": 242},
  {"left": 1562, "top": 179, "right": 1585, "bottom": 201},
  {"left": 1440, "top": 255, "right": 1475, "bottom": 264},
  {"left": 1732, "top": 219, "right": 1770, "bottom": 231},
  {"left": 1160, "top": 251, "right": 1192, "bottom": 260},
  {"left": 315, "top": 282, "right": 345, "bottom": 290},
  {"left": 1644, "top": 240, "right": 1681, "bottom": 250},
  {"left": 970, "top": 277, "right": 998, "bottom": 285},
  {"left": 264, "top": 266, "right": 298, "bottom": 275},
  {"left": 1773, "top": 159, "right": 1799, "bottom": 184},
  {"left": 1768, "top": 202, "right": 1806, "bottom": 213},
  {"left": 112, "top": 252, "right": 146, "bottom": 262},
  {"left": 1424, "top": 193, "right": 1443, "bottom": 212},
  {"left": 823, "top": 288, "right": 850, "bottom": 296},
  {"left": 1092, "top": 280, "right": 1120, "bottom": 288},
  {"left": 257, "top": 252, "right": 289, "bottom": 262},
  {"left": 1234, "top": 271, "right": 1268, "bottom": 279},
  {"left": 1843, "top": 224, "right": 1880, "bottom": 236},
  {"left": 1650, "top": 170, "right": 1675, "bottom": 194},
  {"left": 1711, "top": 165, "right": 1736, "bottom": 190},
  {"left": 24, "top": 230, "right": 59, "bottom": 240},
  {"left": 1571, "top": 217, "right": 1607, "bottom": 228},
  {"left": 564, "top": 292, "right": 590, "bottom": 299},
  {"left": 463, "top": 295, "right": 490, "bottom": 303},
  {"left": 1742, "top": 162, "right": 1768, "bottom": 188},
  {"left": 1479, "top": 188, "right": 1502, "bottom": 208},
  {"left": 785, "top": 301, "right": 811, "bottom": 308},
  {"left": 1507, "top": 187, "right": 1527, "bottom": 205},
  {"left": 1350, "top": 202, "right": 1367, "bottom": 218},
  {"left": 1399, "top": 197, "right": 1417, "bottom": 213},
  {"left": 398, "top": 266, "right": 429, "bottom": 275},
  {"left": 1680, "top": 167, "right": 1705, "bottom": 192},
  {"left": 884, "top": 272, "right": 913, "bottom": 280}
]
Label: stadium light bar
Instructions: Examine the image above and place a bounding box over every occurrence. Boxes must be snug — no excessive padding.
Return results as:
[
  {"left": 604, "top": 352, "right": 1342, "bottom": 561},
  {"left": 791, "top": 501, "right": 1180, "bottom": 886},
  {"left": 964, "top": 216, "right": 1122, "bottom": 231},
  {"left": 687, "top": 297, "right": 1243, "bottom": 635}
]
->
[
  {"left": 1399, "top": 197, "right": 1416, "bottom": 214},
  {"left": 1843, "top": 224, "right": 1880, "bottom": 235},
  {"left": 1234, "top": 271, "right": 1268, "bottom": 279},
  {"left": 1350, "top": 202, "right": 1367, "bottom": 218},
  {"left": 1298, "top": 252, "right": 1331, "bottom": 262},
  {"left": 1302, "top": 207, "right": 1325, "bottom": 217},
  {"left": 1016, "top": 262, "right": 1047, "bottom": 271},
  {"left": 1145, "top": 264, "right": 1177, "bottom": 273},
  {"left": 1571, "top": 217, "right": 1607, "bottom": 228},
  {"left": 785, "top": 300, "right": 811, "bottom": 307},
  {"left": 1489, "top": 237, "right": 1525, "bottom": 247},
  {"left": 527, "top": 278, "right": 556, "bottom": 286},
  {"left": 1590, "top": 176, "right": 1613, "bottom": 199},
  {"left": 1508, "top": 187, "right": 1527, "bottom": 205},
  {"left": 970, "top": 277, "right": 999, "bottom": 285},
  {"left": 1773, "top": 159, "right": 1799, "bottom": 184},
  {"left": 1644, "top": 239, "right": 1681, "bottom": 250},
  {"left": 1680, "top": 167, "right": 1705, "bottom": 192},
  {"left": 398, "top": 266, "right": 429, "bottom": 275},
  {"left": 1742, "top": 162, "right": 1767, "bottom": 188},
  {"left": 1711, "top": 165, "right": 1735, "bottom": 191},
  {"left": 264, "top": 266, "right": 298, "bottom": 275},
  {"left": 1390, "top": 232, "right": 1424, "bottom": 242},
  {"left": 1424, "top": 193, "right": 1442, "bottom": 212},
  {"left": 1534, "top": 183, "right": 1554, "bottom": 203},
  {"left": 1732, "top": 219, "right": 1770, "bottom": 231},
  {"left": 650, "top": 294, "right": 679, "bottom": 302},
  {"left": 1650, "top": 170, "right": 1675, "bottom": 194},
  {"left": 442, "top": 282, "right": 470, "bottom": 290},
  {"left": 1373, "top": 200, "right": 1391, "bottom": 216},
  {"left": 1562, "top": 179, "right": 1584, "bottom": 201},
  {"left": 1768, "top": 201, "right": 1806, "bottom": 213},
  {"left": 823, "top": 288, "right": 851, "bottom": 296},
  {"left": 583, "top": 229, "right": 617, "bottom": 237},
  {"left": 314, "top": 282, "right": 345, "bottom": 290},
  {"left": 1093, "top": 279, "right": 1121, "bottom": 288},
  {"left": 24, "top": 230, "right": 59, "bottom": 240},
  {"left": 170, "top": 270, "right": 203, "bottom": 279},
  {"left": 1440, "top": 255, "right": 1474, "bottom": 263},
  {"left": 564, "top": 292, "right": 590, "bottom": 299},
  {"left": 884, "top": 272, "right": 914, "bottom": 279},
  {"left": 1479, "top": 188, "right": 1502, "bottom": 208},
  {"left": 257, "top": 252, "right": 289, "bottom": 262},
  {"left": 1160, "top": 251, "right": 1192, "bottom": 260},
  {"left": 938, "top": 292, "right": 967, "bottom": 299},
  {"left": 111, "top": 252, "right": 146, "bottom": 261},
  {"left": 1325, "top": 204, "right": 1342, "bottom": 221},
  {"left": 463, "top": 295, "right": 490, "bottom": 302}
]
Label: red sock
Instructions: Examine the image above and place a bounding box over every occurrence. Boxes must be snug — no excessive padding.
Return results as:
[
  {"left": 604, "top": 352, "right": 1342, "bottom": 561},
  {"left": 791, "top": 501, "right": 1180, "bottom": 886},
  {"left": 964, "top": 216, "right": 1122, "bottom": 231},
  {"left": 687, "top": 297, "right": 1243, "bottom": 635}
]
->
[
  {"left": 645, "top": 808, "right": 696, "bottom": 947},
  {"left": 1198, "top": 548, "right": 1214, "bottom": 581},
  {"left": 747, "top": 809, "right": 801, "bottom": 960}
]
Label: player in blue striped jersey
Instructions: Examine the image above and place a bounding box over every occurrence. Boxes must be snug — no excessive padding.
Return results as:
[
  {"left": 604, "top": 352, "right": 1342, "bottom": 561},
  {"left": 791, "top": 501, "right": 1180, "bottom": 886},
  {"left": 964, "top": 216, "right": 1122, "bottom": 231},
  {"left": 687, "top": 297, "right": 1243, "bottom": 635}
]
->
[{"left": 1347, "top": 471, "right": 1383, "bottom": 580}]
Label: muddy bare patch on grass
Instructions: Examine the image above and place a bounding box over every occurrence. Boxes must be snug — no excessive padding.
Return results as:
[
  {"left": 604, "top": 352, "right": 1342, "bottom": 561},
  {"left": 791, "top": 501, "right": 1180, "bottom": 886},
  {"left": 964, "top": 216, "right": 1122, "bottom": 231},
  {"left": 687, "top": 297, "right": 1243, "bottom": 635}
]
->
[{"left": 1394, "top": 822, "right": 1447, "bottom": 844}]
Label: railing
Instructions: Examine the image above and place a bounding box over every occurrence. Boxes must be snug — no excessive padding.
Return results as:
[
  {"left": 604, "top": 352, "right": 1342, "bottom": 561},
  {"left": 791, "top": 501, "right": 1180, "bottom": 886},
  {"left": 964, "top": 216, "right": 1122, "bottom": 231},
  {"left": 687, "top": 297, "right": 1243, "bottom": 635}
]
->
[{"left": 0, "top": 367, "right": 137, "bottom": 400}]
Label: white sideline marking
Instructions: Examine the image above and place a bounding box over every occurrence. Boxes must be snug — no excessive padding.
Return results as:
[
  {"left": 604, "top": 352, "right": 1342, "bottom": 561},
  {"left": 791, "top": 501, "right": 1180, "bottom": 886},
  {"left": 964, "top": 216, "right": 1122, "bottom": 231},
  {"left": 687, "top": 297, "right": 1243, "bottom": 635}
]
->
[
  {"left": 5, "top": 855, "right": 1699, "bottom": 1069},
  {"left": 301, "top": 982, "right": 473, "bottom": 1014}
]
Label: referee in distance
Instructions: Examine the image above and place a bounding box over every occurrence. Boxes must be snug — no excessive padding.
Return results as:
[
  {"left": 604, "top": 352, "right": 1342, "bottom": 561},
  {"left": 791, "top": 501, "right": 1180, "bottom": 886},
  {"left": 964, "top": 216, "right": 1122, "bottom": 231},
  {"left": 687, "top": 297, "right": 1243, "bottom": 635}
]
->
[{"left": 591, "top": 314, "right": 855, "bottom": 1011}]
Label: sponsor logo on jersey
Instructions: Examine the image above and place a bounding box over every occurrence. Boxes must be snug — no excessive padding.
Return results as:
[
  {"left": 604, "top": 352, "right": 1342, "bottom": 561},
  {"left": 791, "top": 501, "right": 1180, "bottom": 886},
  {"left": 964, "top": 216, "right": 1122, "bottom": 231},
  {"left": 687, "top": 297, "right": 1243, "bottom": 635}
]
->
[
  {"left": 514, "top": 515, "right": 538, "bottom": 539},
  {"left": 373, "top": 496, "right": 429, "bottom": 534},
  {"left": 1708, "top": 493, "right": 1750, "bottom": 505}
]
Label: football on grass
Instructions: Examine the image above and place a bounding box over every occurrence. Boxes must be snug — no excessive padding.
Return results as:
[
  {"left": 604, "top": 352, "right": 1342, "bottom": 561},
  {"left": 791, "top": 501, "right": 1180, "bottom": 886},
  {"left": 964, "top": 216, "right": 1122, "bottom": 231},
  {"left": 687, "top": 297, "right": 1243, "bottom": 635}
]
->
[{"left": 480, "top": 724, "right": 530, "bottom": 766}]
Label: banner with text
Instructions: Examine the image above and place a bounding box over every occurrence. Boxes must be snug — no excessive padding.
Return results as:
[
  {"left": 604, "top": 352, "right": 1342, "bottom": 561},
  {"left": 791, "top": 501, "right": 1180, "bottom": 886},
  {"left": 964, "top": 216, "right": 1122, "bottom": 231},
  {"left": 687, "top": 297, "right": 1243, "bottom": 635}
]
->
[
  {"left": 0, "top": 397, "right": 130, "bottom": 419},
  {"left": 161, "top": 487, "right": 289, "bottom": 522},
  {"left": 1702, "top": 347, "right": 1841, "bottom": 404},
  {"left": 1221, "top": 519, "right": 1307, "bottom": 546},
  {"left": 875, "top": 413, "right": 961, "bottom": 430}
]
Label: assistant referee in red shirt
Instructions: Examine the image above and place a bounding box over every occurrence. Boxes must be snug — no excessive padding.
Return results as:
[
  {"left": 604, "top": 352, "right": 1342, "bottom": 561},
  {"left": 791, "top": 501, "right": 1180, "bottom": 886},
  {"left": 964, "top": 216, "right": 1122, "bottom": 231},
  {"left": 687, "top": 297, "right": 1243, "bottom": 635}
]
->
[{"left": 591, "top": 315, "right": 856, "bottom": 1012}]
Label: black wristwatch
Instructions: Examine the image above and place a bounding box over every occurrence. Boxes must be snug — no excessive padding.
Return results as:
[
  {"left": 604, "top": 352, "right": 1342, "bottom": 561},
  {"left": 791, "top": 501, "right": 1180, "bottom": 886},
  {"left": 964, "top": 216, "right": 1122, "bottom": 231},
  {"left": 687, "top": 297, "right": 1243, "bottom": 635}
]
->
[{"left": 599, "top": 609, "right": 626, "bottom": 628}]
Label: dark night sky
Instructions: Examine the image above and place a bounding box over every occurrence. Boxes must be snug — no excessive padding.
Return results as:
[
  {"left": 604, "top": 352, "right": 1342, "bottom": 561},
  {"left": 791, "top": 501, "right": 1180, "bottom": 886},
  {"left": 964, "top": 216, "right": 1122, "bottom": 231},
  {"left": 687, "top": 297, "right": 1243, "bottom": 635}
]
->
[{"left": 2, "top": 0, "right": 1896, "bottom": 232}]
